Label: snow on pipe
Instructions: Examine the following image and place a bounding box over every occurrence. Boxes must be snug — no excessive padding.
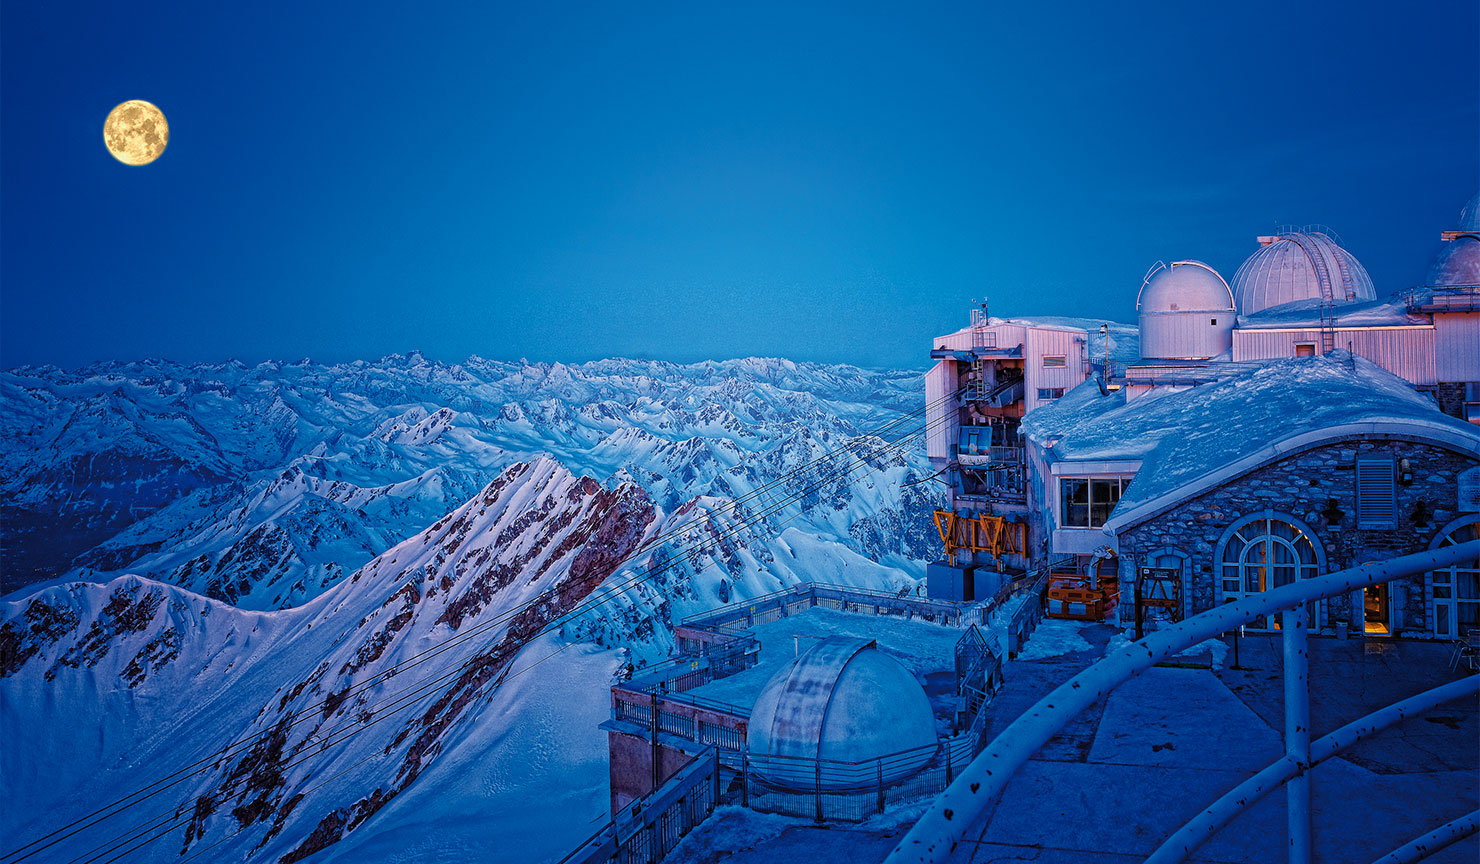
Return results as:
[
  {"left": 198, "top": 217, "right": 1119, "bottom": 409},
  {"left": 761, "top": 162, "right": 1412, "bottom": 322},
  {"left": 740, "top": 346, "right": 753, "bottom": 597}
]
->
[
  {"left": 1145, "top": 674, "right": 1480, "bottom": 864},
  {"left": 1368, "top": 808, "right": 1479, "bottom": 864},
  {"left": 883, "top": 540, "right": 1480, "bottom": 864}
]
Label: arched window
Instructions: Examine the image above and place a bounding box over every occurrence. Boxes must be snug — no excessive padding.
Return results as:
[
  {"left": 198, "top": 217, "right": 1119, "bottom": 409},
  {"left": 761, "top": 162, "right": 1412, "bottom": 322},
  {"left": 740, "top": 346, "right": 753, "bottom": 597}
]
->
[
  {"left": 1216, "top": 513, "right": 1323, "bottom": 630},
  {"left": 1428, "top": 517, "right": 1480, "bottom": 638}
]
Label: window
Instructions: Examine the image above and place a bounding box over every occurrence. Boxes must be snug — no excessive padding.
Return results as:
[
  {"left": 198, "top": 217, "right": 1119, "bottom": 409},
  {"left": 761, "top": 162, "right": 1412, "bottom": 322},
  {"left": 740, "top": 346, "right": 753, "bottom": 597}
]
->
[
  {"left": 1210, "top": 317, "right": 1218, "bottom": 326},
  {"left": 1429, "top": 518, "right": 1480, "bottom": 638},
  {"left": 1059, "top": 477, "right": 1124, "bottom": 528},
  {"left": 1043, "top": 355, "right": 1066, "bottom": 368},
  {"left": 1219, "top": 511, "right": 1326, "bottom": 627},
  {"left": 1037, "top": 387, "right": 1065, "bottom": 400},
  {"left": 1217, "top": 514, "right": 1322, "bottom": 630},
  {"left": 1355, "top": 458, "right": 1396, "bottom": 529},
  {"left": 1295, "top": 343, "right": 1316, "bottom": 358}
]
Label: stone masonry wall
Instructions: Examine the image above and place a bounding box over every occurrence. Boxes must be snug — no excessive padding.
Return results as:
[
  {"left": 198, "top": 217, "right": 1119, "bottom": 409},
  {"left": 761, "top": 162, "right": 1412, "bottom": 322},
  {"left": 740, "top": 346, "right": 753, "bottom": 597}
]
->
[{"left": 1117, "top": 438, "right": 1478, "bottom": 636}]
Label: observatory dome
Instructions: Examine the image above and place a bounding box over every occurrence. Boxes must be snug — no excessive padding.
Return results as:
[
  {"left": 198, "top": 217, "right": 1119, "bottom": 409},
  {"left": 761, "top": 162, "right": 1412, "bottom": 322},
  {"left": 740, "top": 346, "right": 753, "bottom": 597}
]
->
[
  {"left": 1429, "top": 193, "right": 1480, "bottom": 287},
  {"left": 1429, "top": 235, "right": 1480, "bottom": 287},
  {"left": 1231, "top": 231, "right": 1376, "bottom": 316},
  {"left": 746, "top": 636, "right": 936, "bottom": 788},
  {"left": 1137, "top": 261, "right": 1235, "bottom": 360}
]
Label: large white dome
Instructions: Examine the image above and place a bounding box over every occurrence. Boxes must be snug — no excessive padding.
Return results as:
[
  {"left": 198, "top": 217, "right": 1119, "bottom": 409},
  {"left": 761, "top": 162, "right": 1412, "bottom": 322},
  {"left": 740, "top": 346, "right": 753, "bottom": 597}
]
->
[
  {"left": 746, "top": 636, "right": 936, "bottom": 789},
  {"left": 1231, "top": 231, "right": 1376, "bottom": 315}
]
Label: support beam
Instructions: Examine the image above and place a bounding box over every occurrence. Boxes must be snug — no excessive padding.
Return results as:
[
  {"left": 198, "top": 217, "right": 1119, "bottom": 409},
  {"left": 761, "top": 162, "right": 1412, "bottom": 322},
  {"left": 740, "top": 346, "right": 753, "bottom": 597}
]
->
[{"left": 1282, "top": 606, "right": 1311, "bottom": 864}]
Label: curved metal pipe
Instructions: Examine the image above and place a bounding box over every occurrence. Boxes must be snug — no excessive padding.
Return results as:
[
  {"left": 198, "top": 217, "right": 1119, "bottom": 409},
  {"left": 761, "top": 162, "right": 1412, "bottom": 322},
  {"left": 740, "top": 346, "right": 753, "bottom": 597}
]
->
[
  {"left": 1146, "top": 675, "right": 1480, "bottom": 864},
  {"left": 1369, "top": 808, "right": 1479, "bottom": 864},
  {"left": 884, "top": 541, "right": 1480, "bottom": 864}
]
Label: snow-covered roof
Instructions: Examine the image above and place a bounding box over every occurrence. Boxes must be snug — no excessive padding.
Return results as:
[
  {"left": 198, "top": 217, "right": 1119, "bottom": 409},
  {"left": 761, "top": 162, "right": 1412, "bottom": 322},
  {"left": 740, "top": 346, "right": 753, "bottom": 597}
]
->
[
  {"left": 1022, "top": 354, "right": 1480, "bottom": 533},
  {"left": 1236, "top": 293, "right": 1422, "bottom": 329}
]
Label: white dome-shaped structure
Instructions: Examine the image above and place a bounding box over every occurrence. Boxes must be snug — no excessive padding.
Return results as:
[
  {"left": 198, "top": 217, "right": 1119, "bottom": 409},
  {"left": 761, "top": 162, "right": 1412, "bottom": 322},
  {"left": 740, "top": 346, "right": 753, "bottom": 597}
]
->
[
  {"left": 1430, "top": 235, "right": 1480, "bottom": 287},
  {"left": 746, "top": 637, "right": 936, "bottom": 789},
  {"left": 1429, "top": 193, "right": 1480, "bottom": 287},
  {"left": 1136, "top": 260, "right": 1235, "bottom": 360},
  {"left": 1231, "top": 231, "right": 1376, "bottom": 315}
]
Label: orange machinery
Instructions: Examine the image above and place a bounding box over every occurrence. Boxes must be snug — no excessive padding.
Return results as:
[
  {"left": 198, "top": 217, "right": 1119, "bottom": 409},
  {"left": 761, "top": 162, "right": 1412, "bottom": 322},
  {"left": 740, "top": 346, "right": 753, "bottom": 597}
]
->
[
  {"left": 932, "top": 509, "right": 1026, "bottom": 569},
  {"left": 1045, "top": 555, "right": 1120, "bottom": 621}
]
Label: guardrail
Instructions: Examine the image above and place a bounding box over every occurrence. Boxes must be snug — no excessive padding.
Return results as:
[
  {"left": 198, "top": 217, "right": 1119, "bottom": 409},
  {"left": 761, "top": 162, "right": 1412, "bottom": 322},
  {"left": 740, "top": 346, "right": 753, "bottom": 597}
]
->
[
  {"left": 561, "top": 747, "right": 720, "bottom": 864},
  {"left": 680, "top": 582, "right": 967, "bottom": 633},
  {"left": 1003, "top": 573, "right": 1048, "bottom": 658},
  {"left": 886, "top": 540, "right": 1480, "bottom": 864},
  {"left": 741, "top": 732, "right": 979, "bottom": 823}
]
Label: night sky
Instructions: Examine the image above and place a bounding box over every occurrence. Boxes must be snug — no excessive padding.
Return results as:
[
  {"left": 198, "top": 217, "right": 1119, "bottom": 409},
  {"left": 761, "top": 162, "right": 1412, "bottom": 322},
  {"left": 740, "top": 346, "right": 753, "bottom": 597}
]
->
[{"left": 2, "top": 1, "right": 1476, "bottom": 370}]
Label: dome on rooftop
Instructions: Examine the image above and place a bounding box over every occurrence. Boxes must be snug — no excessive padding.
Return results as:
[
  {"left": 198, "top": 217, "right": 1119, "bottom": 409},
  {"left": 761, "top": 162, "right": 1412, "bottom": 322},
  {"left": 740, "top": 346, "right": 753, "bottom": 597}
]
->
[
  {"left": 1231, "top": 231, "right": 1376, "bottom": 315},
  {"left": 1430, "top": 234, "right": 1480, "bottom": 287},
  {"left": 1459, "top": 192, "right": 1480, "bottom": 234},
  {"left": 1137, "top": 261, "right": 1234, "bottom": 360},
  {"left": 746, "top": 636, "right": 936, "bottom": 789}
]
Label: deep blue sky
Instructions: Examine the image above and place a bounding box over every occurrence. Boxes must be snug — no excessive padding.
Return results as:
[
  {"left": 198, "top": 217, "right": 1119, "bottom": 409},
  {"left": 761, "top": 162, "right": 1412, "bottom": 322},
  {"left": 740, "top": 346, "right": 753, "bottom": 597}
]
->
[{"left": 2, "top": 2, "right": 1476, "bottom": 370}]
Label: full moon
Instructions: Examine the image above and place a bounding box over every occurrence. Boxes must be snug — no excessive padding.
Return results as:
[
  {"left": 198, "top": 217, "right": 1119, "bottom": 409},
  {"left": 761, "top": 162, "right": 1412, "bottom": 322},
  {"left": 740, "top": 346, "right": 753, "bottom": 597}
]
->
[{"left": 103, "top": 100, "right": 168, "bottom": 166}]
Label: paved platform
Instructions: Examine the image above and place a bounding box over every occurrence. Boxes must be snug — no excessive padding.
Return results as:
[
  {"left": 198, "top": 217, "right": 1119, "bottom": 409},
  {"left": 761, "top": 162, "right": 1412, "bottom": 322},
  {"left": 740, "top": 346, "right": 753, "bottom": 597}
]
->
[{"left": 667, "top": 623, "right": 1479, "bottom": 864}]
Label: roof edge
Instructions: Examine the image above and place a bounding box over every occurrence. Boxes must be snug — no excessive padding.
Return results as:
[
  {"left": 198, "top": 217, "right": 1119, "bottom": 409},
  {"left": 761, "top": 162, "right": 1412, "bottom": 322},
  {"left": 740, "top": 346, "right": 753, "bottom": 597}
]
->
[{"left": 1101, "top": 420, "right": 1480, "bottom": 536}]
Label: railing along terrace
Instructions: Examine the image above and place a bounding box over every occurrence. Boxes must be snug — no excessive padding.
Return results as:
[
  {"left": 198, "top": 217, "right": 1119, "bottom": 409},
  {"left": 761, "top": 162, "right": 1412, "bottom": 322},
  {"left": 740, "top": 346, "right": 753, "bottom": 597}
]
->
[
  {"left": 561, "top": 747, "right": 720, "bottom": 864},
  {"left": 679, "top": 581, "right": 968, "bottom": 634},
  {"left": 740, "top": 732, "right": 980, "bottom": 823},
  {"left": 887, "top": 541, "right": 1480, "bottom": 864}
]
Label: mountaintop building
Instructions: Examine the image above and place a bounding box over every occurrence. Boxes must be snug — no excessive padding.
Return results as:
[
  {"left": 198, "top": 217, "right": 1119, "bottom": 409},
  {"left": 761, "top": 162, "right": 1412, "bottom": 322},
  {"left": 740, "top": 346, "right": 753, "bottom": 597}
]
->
[{"left": 925, "top": 196, "right": 1480, "bottom": 639}]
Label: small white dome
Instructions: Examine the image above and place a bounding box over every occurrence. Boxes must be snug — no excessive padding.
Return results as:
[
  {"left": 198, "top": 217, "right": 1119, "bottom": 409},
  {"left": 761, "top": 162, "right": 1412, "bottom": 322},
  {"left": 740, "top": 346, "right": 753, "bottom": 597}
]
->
[
  {"left": 746, "top": 636, "right": 936, "bottom": 789},
  {"left": 1430, "top": 235, "right": 1480, "bottom": 287},
  {"left": 1137, "top": 261, "right": 1235, "bottom": 360},
  {"left": 1232, "top": 231, "right": 1376, "bottom": 315},
  {"left": 1137, "top": 261, "right": 1234, "bottom": 313}
]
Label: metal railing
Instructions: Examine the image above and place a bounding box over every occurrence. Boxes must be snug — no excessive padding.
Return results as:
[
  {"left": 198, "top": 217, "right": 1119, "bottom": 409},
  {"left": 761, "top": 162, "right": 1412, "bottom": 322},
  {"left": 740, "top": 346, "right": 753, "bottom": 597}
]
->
[
  {"left": 740, "top": 733, "right": 979, "bottom": 823},
  {"left": 887, "top": 541, "right": 1480, "bottom": 864},
  {"left": 561, "top": 747, "right": 720, "bottom": 864},
  {"left": 680, "top": 581, "right": 968, "bottom": 632}
]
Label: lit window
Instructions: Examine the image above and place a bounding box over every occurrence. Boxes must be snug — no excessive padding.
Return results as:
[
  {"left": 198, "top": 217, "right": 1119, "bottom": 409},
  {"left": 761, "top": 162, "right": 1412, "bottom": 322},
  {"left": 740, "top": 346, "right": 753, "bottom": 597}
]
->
[
  {"left": 1295, "top": 343, "right": 1316, "bottom": 358},
  {"left": 1218, "top": 515, "right": 1321, "bottom": 630},
  {"left": 1059, "top": 477, "right": 1123, "bottom": 528},
  {"left": 1043, "top": 355, "right": 1066, "bottom": 368},
  {"left": 1355, "top": 458, "right": 1396, "bottom": 529}
]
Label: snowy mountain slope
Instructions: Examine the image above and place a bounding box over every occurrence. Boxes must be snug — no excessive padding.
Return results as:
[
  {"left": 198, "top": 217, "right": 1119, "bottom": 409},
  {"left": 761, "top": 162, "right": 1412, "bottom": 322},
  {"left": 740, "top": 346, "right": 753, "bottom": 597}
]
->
[
  {"left": 2, "top": 444, "right": 931, "bottom": 864},
  {"left": 2, "top": 459, "right": 659, "bottom": 862},
  {"left": 2, "top": 356, "right": 931, "bottom": 607}
]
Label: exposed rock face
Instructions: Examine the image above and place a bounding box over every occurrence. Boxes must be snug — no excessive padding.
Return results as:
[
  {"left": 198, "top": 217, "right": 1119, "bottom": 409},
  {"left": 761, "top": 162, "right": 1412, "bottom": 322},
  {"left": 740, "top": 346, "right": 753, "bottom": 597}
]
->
[{"left": 4, "top": 459, "right": 663, "bottom": 863}]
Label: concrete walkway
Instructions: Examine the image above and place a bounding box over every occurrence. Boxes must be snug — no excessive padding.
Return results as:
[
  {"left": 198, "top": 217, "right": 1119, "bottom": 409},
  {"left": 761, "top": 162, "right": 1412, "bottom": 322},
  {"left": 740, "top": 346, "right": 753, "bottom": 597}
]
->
[{"left": 665, "top": 625, "right": 1479, "bottom": 864}]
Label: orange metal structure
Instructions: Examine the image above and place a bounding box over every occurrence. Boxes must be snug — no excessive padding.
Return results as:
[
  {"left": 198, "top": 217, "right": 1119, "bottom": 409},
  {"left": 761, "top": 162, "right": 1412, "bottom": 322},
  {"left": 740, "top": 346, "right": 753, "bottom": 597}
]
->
[
  {"left": 932, "top": 510, "right": 1027, "bottom": 568},
  {"left": 1045, "top": 574, "right": 1105, "bottom": 621}
]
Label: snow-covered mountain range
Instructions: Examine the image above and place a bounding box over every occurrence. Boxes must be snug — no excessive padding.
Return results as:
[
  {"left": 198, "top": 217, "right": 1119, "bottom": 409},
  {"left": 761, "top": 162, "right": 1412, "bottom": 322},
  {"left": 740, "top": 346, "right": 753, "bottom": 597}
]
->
[
  {"left": 1, "top": 354, "right": 944, "bottom": 863},
  {"left": 2, "top": 355, "right": 934, "bottom": 607}
]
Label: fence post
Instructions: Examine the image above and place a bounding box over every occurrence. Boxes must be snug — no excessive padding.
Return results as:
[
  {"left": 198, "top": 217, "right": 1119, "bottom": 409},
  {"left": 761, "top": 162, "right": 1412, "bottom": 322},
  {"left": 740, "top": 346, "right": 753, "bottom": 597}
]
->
[
  {"left": 815, "top": 759, "right": 824, "bottom": 823},
  {"left": 711, "top": 749, "right": 720, "bottom": 815},
  {"left": 1283, "top": 605, "right": 1312, "bottom": 864},
  {"left": 876, "top": 758, "right": 885, "bottom": 814},
  {"left": 741, "top": 749, "right": 749, "bottom": 808},
  {"left": 945, "top": 739, "right": 954, "bottom": 784}
]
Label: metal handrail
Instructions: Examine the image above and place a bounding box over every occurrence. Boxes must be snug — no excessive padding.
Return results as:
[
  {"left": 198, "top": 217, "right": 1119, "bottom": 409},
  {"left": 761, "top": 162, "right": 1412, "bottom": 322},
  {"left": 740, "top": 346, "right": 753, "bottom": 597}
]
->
[
  {"left": 1147, "top": 675, "right": 1480, "bottom": 863},
  {"left": 886, "top": 540, "right": 1480, "bottom": 864}
]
